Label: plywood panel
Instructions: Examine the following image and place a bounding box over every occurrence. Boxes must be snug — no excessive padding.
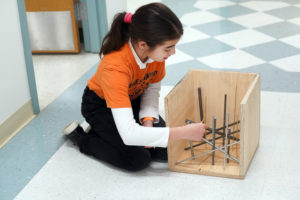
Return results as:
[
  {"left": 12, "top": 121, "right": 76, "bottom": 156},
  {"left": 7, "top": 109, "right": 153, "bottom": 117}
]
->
[
  {"left": 192, "top": 70, "right": 256, "bottom": 126},
  {"left": 239, "top": 75, "right": 260, "bottom": 176},
  {"left": 165, "top": 71, "right": 194, "bottom": 171}
]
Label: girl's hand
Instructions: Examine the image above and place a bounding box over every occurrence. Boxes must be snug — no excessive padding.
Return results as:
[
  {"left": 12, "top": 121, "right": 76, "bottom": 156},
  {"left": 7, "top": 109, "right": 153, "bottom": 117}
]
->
[{"left": 184, "top": 122, "right": 206, "bottom": 141}]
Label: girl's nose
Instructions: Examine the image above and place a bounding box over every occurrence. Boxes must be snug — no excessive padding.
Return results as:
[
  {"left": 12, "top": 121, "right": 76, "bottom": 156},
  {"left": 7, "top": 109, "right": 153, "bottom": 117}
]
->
[{"left": 170, "top": 48, "right": 176, "bottom": 56}]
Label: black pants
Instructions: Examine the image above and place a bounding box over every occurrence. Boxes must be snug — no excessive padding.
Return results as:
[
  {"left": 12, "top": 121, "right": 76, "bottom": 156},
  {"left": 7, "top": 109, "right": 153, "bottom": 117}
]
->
[{"left": 77, "top": 87, "right": 166, "bottom": 172}]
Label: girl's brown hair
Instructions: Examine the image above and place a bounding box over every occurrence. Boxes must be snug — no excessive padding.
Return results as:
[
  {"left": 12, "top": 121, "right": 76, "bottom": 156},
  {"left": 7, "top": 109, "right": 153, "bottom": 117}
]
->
[{"left": 99, "top": 3, "right": 183, "bottom": 57}]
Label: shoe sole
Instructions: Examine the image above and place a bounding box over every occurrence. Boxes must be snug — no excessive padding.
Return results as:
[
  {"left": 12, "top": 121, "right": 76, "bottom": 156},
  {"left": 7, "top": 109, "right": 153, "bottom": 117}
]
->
[{"left": 62, "top": 121, "right": 79, "bottom": 135}]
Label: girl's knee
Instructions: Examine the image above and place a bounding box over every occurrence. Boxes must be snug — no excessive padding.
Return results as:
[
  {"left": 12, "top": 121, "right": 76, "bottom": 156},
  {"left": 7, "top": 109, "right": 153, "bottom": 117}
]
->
[
  {"left": 126, "top": 150, "right": 151, "bottom": 172},
  {"left": 127, "top": 156, "right": 151, "bottom": 172}
]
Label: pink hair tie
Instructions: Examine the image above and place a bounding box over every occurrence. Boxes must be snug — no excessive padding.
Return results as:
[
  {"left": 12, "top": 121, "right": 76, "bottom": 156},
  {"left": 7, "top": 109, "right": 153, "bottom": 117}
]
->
[{"left": 124, "top": 12, "right": 133, "bottom": 24}]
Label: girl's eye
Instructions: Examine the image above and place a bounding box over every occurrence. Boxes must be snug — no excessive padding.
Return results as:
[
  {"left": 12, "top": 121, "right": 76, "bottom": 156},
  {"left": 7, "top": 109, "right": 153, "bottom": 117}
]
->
[{"left": 165, "top": 49, "right": 171, "bottom": 52}]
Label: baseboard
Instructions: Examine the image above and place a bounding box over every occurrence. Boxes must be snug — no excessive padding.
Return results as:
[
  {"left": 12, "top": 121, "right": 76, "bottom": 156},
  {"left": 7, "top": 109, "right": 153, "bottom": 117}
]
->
[{"left": 0, "top": 99, "right": 36, "bottom": 149}]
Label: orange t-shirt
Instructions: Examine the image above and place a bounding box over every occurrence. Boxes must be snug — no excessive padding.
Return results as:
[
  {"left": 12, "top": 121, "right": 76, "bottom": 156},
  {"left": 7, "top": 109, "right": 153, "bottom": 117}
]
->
[{"left": 87, "top": 42, "right": 166, "bottom": 108}]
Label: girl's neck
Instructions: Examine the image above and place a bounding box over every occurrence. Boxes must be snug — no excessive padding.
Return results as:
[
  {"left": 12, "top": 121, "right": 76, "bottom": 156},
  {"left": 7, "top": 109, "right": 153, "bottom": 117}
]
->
[{"left": 132, "top": 42, "right": 148, "bottom": 63}]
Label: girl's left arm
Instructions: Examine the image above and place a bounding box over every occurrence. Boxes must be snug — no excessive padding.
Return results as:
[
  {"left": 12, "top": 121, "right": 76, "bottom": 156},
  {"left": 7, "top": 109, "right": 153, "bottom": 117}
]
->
[{"left": 139, "top": 81, "right": 161, "bottom": 124}]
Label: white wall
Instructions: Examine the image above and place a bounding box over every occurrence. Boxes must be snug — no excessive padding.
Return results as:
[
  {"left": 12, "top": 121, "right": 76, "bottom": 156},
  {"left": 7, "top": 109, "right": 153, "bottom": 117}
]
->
[
  {"left": 0, "top": 0, "right": 31, "bottom": 124},
  {"left": 126, "top": 0, "right": 161, "bottom": 13},
  {"left": 105, "top": 0, "right": 127, "bottom": 27},
  {"left": 105, "top": 0, "right": 162, "bottom": 27}
]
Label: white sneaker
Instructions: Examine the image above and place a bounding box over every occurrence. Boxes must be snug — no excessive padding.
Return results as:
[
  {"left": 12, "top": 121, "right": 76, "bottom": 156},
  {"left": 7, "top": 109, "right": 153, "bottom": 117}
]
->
[
  {"left": 62, "top": 121, "right": 80, "bottom": 135},
  {"left": 81, "top": 120, "right": 91, "bottom": 133}
]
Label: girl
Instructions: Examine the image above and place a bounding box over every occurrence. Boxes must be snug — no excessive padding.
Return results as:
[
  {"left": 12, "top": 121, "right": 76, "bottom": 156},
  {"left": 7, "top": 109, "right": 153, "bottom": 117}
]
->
[{"left": 63, "top": 3, "right": 206, "bottom": 172}]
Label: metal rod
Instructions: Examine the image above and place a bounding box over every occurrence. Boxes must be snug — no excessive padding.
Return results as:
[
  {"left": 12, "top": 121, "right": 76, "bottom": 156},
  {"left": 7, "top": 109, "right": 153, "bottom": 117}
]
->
[
  {"left": 176, "top": 148, "right": 218, "bottom": 165},
  {"left": 223, "top": 94, "right": 227, "bottom": 147},
  {"left": 207, "top": 129, "right": 240, "bottom": 141},
  {"left": 233, "top": 85, "right": 238, "bottom": 155},
  {"left": 225, "top": 140, "right": 240, "bottom": 148},
  {"left": 224, "top": 113, "right": 229, "bottom": 169},
  {"left": 202, "top": 137, "right": 240, "bottom": 163},
  {"left": 176, "top": 141, "right": 240, "bottom": 165},
  {"left": 184, "top": 119, "right": 240, "bottom": 151},
  {"left": 186, "top": 120, "right": 195, "bottom": 159},
  {"left": 189, "top": 141, "right": 195, "bottom": 159},
  {"left": 198, "top": 88, "right": 204, "bottom": 121},
  {"left": 212, "top": 116, "right": 216, "bottom": 165},
  {"left": 207, "top": 121, "right": 240, "bottom": 133},
  {"left": 185, "top": 119, "right": 240, "bottom": 135},
  {"left": 204, "top": 96, "right": 207, "bottom": 123},
  {"left": 231, "top": 129, "right": 240, "bottom": 135},
  {"left": 227, "top": 129, "right": 231, "bottom": 163},
  {"left": 184, "top": 131, "right": 240, "bottom": 150},
  {"left": 203, "top": 96, "right": 207, "bottom": 139},
  {"left": 206, "top": 129, "right": 240, "bottom": 141},
  {"left": 185, "top": 119, "right": 194, "bottom": 124},
  {"left": 185, "top": 136, "right": 224, "bottom": 150}
]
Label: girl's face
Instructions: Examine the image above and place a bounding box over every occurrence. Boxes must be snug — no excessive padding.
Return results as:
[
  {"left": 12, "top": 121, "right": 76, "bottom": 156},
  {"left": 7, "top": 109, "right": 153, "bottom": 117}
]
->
[{"left": 146, "top": 38, "right": 180, "bottom": 62}]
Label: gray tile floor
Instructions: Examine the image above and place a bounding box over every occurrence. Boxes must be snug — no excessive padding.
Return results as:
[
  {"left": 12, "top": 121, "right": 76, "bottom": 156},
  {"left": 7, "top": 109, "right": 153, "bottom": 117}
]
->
[{"left": 164, "top": 0, "right": 300, "bottom": 93}]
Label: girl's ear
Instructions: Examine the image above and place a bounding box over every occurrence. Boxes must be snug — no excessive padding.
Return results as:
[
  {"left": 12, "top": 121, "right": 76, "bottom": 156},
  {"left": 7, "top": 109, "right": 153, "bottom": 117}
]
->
[{"left": 137, "top": 41, "right": 150, "bottom": 51}]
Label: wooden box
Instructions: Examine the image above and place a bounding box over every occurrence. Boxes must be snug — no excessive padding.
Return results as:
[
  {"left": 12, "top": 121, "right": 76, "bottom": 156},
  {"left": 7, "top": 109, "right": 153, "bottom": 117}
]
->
[{"left": 165, "top": 70, "right": 260, "bottom": 179}]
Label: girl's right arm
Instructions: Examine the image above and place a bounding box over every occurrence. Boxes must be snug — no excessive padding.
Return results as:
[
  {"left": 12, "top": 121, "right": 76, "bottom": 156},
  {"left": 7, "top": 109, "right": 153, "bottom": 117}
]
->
[
  {"left": 112, "top": 107, "right": 206, "bottom": 147},
  {"left": 169, "top": 122, "right": 206, "bottom": 144}
]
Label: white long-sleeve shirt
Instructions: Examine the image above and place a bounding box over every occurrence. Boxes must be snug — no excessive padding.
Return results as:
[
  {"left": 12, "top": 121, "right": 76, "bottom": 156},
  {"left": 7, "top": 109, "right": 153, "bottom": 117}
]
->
[{"left": 111, "top": 106, "right": 169, "bottom": 147}]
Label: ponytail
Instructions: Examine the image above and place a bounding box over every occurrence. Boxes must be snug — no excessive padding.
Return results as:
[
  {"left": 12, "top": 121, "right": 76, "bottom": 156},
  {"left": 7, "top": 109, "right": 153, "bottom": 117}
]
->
[
  {"left": 99, "top": 12, "right": 130, "bottom": 57},
  {"left": 99, "top": 3, "right": 183, "bottom": 57}
]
